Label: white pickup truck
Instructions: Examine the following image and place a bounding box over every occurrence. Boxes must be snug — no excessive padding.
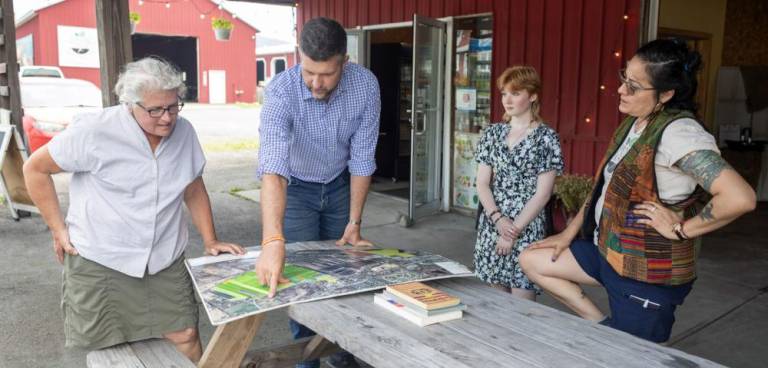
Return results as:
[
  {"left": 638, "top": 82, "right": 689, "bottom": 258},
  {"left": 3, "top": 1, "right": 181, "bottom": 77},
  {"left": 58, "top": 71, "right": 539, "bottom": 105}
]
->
[{"left": 19, "top": 65, "right": 65, "bottom": 78}]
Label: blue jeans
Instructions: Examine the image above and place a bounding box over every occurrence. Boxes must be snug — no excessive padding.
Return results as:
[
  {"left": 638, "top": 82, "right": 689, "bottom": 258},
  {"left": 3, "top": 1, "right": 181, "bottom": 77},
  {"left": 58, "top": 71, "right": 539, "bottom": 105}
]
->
[
  {"left": 285, "top": 173, "right": 355, "bottom": 368},
  {"left": 569, "top": 239, "right": 694, "bottom": 342},
  {"left": 284, "top": 173, "right": 350, "bottom": 243}
]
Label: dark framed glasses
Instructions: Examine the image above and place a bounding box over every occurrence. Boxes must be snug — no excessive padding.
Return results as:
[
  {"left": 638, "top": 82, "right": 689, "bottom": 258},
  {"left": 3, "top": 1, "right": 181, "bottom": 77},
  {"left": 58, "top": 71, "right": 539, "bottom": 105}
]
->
[
  {"left": 618, "top": 69, "right": 656, "bottom": 96},
  {"left": 136, "top": 101, "right": 185, "bottom": 118}
]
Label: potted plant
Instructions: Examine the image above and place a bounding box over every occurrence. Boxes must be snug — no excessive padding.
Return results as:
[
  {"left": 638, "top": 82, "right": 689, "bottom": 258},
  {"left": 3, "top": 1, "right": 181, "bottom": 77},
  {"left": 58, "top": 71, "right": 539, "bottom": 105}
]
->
[
  {"left": 129, "top": 12, "right": 141, "bottom": 34},
  {"left": 552, "top": 174, "right": 594, "bottom": 230},
  {"left": 212, "top": 17, "right": 233, "bottom": 41}
]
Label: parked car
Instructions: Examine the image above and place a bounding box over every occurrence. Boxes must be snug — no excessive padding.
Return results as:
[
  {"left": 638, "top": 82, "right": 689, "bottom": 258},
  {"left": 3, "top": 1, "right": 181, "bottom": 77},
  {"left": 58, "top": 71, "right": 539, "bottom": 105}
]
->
[
  {"left": 19, "top": 65, "right": 65, "bottom": 78},
  {"left": 21, "top": 77, "right": 103, "bottom": 152}
]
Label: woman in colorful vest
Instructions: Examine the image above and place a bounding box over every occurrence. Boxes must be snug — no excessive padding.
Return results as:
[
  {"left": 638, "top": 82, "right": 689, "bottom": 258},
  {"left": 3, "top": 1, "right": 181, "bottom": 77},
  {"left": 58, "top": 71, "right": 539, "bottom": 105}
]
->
[{"left": 519, "top": 39, "right": 756, "bottom": 343}]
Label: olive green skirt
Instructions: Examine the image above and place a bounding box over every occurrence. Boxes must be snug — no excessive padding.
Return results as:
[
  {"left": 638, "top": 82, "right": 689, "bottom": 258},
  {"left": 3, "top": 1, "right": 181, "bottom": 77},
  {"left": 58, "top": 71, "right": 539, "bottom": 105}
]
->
[{"left": 62, "top": 254, "right": 198, "bottom": 350}]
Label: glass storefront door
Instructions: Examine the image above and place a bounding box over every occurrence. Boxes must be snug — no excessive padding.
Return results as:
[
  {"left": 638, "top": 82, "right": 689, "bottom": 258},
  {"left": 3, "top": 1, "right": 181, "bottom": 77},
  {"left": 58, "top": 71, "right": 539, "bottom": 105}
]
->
[
  {"left": 451, "top": 16, "right": 492, "bottom": 212},
  {"left": 408, "top": 15, "right": 446, "bottom": 223}
]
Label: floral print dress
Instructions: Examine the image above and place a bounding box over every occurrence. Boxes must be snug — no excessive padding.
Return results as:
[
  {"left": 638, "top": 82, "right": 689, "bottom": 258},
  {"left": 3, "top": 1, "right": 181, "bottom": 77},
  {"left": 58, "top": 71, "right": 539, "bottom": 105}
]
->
[{"left": 473, "top": 122, "right": 564, "bottom": 290}]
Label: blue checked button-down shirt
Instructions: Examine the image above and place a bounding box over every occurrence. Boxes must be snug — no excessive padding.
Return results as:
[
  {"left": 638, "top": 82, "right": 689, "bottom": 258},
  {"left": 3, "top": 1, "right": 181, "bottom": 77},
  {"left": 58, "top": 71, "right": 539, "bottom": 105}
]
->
[{"left": 257, "top": 62, "right": 381, "bottom": 183}]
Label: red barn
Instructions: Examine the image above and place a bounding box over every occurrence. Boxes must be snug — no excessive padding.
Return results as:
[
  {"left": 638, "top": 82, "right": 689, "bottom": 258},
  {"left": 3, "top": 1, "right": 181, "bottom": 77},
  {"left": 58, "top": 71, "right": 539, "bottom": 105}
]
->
[
  {"left": 256, "top": 34, "right": 297, "bottom": 86},
  {"left": 15, "top": 0, "right": 259, "bottom": 103}
]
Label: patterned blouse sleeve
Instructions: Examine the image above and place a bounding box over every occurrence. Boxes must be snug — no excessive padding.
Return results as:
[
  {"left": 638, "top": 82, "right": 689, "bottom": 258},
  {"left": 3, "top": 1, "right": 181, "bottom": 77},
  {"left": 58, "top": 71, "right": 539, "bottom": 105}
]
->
[
  {"left": 538, "top": 127, "right": 564, "bottom": 175},
  {"left": 474, "top": 125, "right": 495, "bottom": 166}
]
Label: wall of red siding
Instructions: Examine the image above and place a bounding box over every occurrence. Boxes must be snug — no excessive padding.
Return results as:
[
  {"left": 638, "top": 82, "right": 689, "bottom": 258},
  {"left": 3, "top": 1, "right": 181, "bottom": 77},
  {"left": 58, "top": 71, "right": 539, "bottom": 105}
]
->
[
  {"left": 15, "top": 17, "right": 41, "bottom": 65},
  {"left": 16, "top": 0, "right": 99, "bottom": 84},
  {"left": 15, "top": 0, "right": 257, "bottom": 103},
  {"left": 259, "top": 53, "right": 297, "bottom": 78},
  {"left": 295, "top": 0, "right": 642, "bottom": 175}
]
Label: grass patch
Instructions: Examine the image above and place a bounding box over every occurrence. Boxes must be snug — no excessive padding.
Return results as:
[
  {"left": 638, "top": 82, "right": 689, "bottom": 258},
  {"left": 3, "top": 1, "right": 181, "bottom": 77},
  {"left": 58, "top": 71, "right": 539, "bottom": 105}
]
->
[
  {"left": 0, "top": 194, "right": 4, "bottom": 205},
  {"left": 227, "top": 182, "right": 262, "bottom": 202},
  {"left": 203, "top": 139, "right": 259, "bottom": 153}
]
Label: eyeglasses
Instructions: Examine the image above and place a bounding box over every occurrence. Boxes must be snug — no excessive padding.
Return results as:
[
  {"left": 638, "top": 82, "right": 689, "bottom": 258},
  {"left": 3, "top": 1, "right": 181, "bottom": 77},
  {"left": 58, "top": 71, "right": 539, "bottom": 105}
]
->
[
  {"left": 136, "top": 101, "right": 185, "bottom": 118},
  {"left": 618, "top": 69, "right": 656, "bottom": 96}
]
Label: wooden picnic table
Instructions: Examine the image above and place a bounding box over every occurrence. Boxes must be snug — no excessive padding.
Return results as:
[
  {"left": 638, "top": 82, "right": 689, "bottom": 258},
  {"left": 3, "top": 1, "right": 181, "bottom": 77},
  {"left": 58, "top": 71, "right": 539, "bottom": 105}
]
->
[{"left": 199, "top": 242, "right": 724, "bottom": 368}]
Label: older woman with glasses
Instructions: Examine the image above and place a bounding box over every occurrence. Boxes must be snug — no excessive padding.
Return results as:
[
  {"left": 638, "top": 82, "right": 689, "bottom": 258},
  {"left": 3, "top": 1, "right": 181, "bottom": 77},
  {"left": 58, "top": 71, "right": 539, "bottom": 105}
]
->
[
  {"left": 519, "top": 39, "right": 756, "bottom": 343},
  {"left": 23, "top": 57, "right": 244, "bottom": 361}
]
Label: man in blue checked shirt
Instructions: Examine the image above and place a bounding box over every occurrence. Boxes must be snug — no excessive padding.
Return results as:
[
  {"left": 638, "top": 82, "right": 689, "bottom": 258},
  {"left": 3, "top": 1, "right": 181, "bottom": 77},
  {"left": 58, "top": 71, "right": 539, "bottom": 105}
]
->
[{"left": 255, "top": 17, "right": 380, "bottom": 368}]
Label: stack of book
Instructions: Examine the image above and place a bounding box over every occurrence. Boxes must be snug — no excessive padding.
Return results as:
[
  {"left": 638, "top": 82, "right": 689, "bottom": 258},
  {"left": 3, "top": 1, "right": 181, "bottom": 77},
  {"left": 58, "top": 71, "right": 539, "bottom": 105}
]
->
[{"left": 374, "top": 282, "right": 466, "bottom": 327}]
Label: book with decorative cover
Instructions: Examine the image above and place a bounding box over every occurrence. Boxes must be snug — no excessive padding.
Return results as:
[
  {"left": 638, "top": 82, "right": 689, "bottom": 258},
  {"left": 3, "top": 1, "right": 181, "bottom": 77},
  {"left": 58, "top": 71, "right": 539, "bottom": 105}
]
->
[
  {"left": 382, "top": 290, "right": 467, "bottom": 317},
  {"left": 385, "top": 282, "right": 460, "bottom": 310},
  {"left": 373, "top": 293, "right": 463, "bottom": 327}
]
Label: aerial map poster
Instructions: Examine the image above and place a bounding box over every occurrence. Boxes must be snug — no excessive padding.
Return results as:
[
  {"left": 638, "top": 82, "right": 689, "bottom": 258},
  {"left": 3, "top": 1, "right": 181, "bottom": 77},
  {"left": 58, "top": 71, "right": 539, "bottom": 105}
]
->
[{"left": 186, "top": 241, "right": 474, "bottom": 325}]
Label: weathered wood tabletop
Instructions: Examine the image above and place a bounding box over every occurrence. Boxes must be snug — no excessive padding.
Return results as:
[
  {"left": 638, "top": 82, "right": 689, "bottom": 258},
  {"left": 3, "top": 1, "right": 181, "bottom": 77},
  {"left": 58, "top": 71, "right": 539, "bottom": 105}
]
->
[
  {"left": 199, "top": 241, "right": 724, "bottom": 368},
  {"left": 290, "top": 277, "right": 723, "bottom": 368}
]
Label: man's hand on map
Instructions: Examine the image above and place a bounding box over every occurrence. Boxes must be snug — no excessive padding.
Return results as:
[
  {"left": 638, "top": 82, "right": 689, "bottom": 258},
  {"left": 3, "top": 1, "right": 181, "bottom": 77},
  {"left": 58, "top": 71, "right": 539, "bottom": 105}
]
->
[
  {"left": 52, "top": 227, "right": 78, "bottom": 264},
  {"left": 255, "top": 241, "right": 290, "bottom": 297},
  {"left": 204, "top": 240, "right": 246, "bottom": 256},
  {"left": 336, "top": 223, "right": 374, "bottom": 247}
]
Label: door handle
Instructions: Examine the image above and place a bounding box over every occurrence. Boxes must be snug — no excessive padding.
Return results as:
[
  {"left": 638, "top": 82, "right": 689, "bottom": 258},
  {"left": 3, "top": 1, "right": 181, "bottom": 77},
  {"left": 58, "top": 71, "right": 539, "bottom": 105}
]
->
[
  {"left": 413, "top": 110, "right": 427, "bottom": 136},
  {"left": 416, "top": 111, "right": 428, "bottom": 136}
]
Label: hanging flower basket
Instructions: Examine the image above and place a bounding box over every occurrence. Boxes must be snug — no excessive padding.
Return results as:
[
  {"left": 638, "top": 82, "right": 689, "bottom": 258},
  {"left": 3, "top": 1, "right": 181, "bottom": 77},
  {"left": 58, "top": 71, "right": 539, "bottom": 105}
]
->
[
  {"left": 214, "top": 28, "right": 231, "bottom": 41},
  {"left": 212, "top": 18, "right": 233, "bottom": 41}
]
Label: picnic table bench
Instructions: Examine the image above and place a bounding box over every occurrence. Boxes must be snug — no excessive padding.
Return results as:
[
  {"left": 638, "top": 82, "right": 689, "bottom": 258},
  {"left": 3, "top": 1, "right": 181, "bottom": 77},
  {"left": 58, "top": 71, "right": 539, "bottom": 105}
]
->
[{"left": 86, "top": 338, "right": 195, "bottom": 368}]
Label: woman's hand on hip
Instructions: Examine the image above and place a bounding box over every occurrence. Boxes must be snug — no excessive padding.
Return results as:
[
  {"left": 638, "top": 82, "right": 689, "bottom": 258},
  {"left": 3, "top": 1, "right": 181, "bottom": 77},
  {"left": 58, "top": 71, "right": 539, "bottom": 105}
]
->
[
  {"left": 51, "top": 227, "right": 78, "bottom": 264},
  {"left": 528, "top": 231, "right": 574, "bottom": 262},
  {"left": 633, "top": 201, "right": 682, "bottom": 240}
]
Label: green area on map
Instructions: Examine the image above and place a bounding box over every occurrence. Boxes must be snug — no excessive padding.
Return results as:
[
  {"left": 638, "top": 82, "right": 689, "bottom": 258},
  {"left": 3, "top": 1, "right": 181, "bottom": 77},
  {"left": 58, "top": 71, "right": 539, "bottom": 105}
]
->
[{"left": 213, "top": 264, "right": 330, "bottom": 300}]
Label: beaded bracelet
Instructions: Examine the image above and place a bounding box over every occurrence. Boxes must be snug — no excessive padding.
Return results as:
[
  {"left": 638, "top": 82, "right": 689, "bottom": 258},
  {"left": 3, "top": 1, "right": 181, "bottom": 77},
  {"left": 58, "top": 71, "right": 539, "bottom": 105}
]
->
[{"left": 493, "top": 214, "right": 503, "bottom": 225}]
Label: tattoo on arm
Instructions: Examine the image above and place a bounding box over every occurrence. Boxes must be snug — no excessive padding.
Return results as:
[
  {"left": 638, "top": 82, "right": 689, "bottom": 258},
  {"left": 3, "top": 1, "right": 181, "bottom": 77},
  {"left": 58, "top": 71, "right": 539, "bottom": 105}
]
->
[
  {"left": 675, "top": 150, "right": 732, "bottom": 191},
  {"left": 699, "top": 202, "right": 715, "bottom": 222}
]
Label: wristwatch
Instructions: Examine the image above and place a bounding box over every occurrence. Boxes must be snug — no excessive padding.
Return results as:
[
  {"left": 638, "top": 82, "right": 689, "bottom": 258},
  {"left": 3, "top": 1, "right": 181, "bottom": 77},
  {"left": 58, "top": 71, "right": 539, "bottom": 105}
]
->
[{"left": 350, "top": 219, "right": 362, "bottom": 225}]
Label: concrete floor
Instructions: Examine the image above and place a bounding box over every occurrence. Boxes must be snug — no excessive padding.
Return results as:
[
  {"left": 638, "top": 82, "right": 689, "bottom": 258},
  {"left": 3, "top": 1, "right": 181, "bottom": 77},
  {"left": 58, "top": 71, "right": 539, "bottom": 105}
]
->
[{"left": 1, "top": 150, "right": 766, "bottom": 367}]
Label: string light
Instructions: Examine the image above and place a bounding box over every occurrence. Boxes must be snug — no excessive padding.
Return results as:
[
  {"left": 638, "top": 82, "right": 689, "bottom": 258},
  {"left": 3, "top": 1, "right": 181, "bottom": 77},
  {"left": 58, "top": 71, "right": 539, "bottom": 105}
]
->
[
  {"left": 585, "top": 117, "right": 592, "bottom": 123},
  {"left": 600, "top": 85, "right": 606, "bottom": 90},
  {"left": 614, "top": 51, "right": 621, "bottom": 57},
  {"left": 623, "top": 14, "right": 629, "bottom": 20},
  {"left": 137, "top": 0, "right": 227, "bottom": 22}
]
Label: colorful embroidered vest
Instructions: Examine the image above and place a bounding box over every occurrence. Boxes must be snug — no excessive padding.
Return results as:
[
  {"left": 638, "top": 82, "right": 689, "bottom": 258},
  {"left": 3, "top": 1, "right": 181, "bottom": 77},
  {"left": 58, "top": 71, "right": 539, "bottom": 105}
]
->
[{"left": 581, "top": 109, "right": 708, "bottom": 285}]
